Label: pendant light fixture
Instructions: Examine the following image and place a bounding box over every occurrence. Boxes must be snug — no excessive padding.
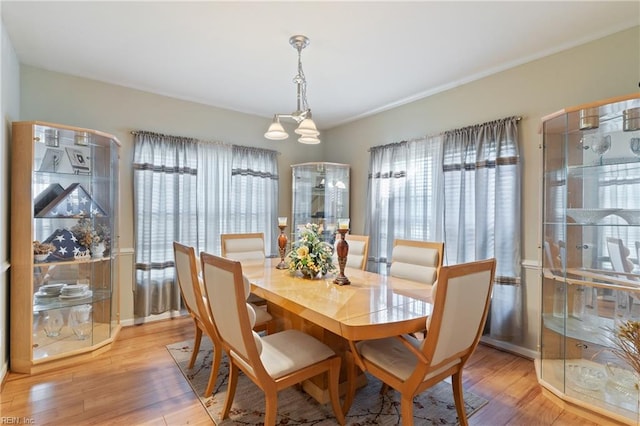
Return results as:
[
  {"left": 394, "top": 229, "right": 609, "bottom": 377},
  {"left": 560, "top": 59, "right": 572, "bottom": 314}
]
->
[{"left": 264, "top": 35, "right": 320, "bottom": 144}]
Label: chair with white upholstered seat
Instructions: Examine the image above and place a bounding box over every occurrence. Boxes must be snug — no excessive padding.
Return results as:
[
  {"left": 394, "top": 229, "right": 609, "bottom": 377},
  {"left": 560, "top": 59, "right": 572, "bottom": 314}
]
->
[
  {"left": 221, "top": 232, "right": 266, "bottom": 263},
  {"left": 173, "top": 242, "right": 274, "bottom": 397},
  {"left": 200, "top": 253, "right": 346, "bottom": 426},
  {"left": 335, "top": 234, "right": 370, "bottom": 270},
  {"left": 344, "top": 258, "right": 496, "bottom": 426},
  {"left": 221, "top": 232, "right": 271, "bottom": 314},
  {"left": 390, "top": 239, "right": 444, "bottom": 286}
]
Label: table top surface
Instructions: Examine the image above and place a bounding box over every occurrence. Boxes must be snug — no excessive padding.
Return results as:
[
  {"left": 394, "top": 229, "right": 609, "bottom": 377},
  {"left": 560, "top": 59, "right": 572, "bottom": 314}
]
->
[{"left": 242, "top": 259, "right": 433, "bottom": 340}]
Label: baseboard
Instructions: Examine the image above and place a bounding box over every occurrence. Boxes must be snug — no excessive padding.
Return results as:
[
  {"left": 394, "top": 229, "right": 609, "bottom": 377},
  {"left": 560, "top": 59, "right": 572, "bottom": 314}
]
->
[
  {"left": 0, "top": 361, "right": 7, "bottom": 391},
  {"left": 120, "top": 309, "right": 184, "bottom": 327},
  {"left": 480, "top": 335, "right": 539, "bottom": 360}
]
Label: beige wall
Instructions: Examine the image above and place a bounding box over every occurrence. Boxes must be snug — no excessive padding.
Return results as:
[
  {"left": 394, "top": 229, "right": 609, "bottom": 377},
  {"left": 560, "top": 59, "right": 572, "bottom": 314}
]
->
[
  {"left": 1, "top": 19, "right": 21, "bottom": 383},
  {"left": 14, "top": 26, "right": 640, "bottom": 353},
  {"left": 323, "top": 26, "right": 640, "bottom": 354}
]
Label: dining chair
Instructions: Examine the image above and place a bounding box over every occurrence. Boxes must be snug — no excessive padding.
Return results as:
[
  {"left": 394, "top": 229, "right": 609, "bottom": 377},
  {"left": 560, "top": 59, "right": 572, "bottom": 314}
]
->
[
  {"left": 390, "top": 239, "right": 444, "bottom": 286},
  {"left": 335, "top": 233, "right": 370, "bottom": 270},
  {"left": 173, "top": 241, "right": 274, "bottom": 397},
  {"left": 199, "top": 253, "right": 346, "bottom": 426},
  {"left": 607, "top": 237, "right": 634, "bottom": 275},
  {"left": 221, "top": 232, "right": 266, "bottom": 263},
  {"left": 344, "top": 258, "right": 496, "bottom": 426},
  {"left": 221, "top": 232, "right": 269, "bottom": 306}
]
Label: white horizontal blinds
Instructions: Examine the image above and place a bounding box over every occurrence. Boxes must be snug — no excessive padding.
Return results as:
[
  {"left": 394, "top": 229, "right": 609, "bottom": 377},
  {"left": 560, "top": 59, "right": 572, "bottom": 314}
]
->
[
  {"left": 442, "top": 116, "right": 521, "bottom": 340},
  {"left": 133, "top": 132, "right": 198, "bottom": 316},
  {"left": 365, "top": 135, "right": 443, "bottom": 273},
  {"left": 229, "top": 146, "right": 279, "bottom": 257},
  {"left": 132, "top": 132, "right": 275, "bottom": 317}
]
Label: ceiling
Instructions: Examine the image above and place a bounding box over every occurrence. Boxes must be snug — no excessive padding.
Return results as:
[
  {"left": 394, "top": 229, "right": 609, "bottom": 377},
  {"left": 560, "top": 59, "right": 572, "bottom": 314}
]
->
[{"left": 2, "top": 1, "right": 639, "bottom": 130}]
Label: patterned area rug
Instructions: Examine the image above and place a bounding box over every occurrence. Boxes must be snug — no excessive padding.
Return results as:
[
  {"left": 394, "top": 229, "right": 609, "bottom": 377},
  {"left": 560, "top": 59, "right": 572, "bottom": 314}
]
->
[{"left": 167, "top": 338, "right": 487, "bottom": 425}]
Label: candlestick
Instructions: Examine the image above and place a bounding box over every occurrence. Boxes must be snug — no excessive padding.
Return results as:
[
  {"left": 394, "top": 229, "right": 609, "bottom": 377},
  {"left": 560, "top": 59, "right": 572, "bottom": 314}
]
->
[
  {"left": 276, "top": 220, "right": 288, "bottom": 269},
  {"left": 334, "top": 221, "right": 350, "bottom": 285}
]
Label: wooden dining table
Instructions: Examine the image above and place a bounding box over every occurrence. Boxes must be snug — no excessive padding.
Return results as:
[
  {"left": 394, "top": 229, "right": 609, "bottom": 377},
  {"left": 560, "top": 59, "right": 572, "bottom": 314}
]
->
[{"left": 240, "top": 258, "right": 434, "bottom": 403}]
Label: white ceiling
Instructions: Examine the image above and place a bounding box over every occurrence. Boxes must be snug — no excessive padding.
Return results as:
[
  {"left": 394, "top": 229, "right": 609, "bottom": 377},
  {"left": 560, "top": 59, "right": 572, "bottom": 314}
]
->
[{"left": 2, "top": 1, "right": 639, "bottom": 130}]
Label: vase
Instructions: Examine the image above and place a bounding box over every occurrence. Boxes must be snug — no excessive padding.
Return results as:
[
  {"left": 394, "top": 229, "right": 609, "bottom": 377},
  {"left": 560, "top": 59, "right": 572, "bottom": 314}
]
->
[
  {"left": 300, "top": 270, "right": 320, "bottom": 280},
  {"left": 91, "top": 243, "right": 104, "bottom": 259}
]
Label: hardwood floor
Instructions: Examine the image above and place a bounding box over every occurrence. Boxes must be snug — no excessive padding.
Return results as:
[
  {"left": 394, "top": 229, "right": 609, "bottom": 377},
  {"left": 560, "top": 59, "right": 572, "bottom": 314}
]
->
[{"left": 1, "top": 316, "right": 597, "bottom": 425}]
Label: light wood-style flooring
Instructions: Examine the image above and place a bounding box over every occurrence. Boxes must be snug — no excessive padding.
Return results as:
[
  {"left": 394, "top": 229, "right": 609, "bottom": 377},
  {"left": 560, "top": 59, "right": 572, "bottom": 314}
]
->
[{"left": 1, "top": 316, "right": 597, "bottom": 425}]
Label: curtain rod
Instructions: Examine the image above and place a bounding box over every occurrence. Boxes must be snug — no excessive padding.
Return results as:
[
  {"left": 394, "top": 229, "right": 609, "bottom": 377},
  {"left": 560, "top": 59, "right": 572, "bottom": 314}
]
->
[{"left": 131, "top": 130, "right": 281, "bottom": 155}]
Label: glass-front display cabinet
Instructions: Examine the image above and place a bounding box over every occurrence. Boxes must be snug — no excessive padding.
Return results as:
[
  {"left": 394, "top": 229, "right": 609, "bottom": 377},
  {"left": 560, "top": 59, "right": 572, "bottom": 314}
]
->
[
  {"left": 539, "top": 94, "right": 640, "bottom": 424},
  {"left": 10, "top": 121, "right": 120, "bottom": 374},
  {"left": 291, "top": 162, "right": 350, "bottom": 244}
]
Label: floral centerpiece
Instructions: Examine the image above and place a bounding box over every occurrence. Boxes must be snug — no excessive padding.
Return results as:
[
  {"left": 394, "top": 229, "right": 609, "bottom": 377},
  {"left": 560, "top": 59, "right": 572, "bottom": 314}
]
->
[{"left": 288, "top": 223, "right": 336, "bottom": 279}]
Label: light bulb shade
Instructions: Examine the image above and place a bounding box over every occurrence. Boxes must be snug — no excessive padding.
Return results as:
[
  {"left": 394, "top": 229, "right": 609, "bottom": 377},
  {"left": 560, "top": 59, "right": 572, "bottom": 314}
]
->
[
  {"left": 264, "top": 121, "right": 289, "bottom": 140},
  {"left": 294, "top": 118, "right": 319, "bottom": 136},
  {"left": 298, "top": 135, "right": 321, "bottom": 144}
]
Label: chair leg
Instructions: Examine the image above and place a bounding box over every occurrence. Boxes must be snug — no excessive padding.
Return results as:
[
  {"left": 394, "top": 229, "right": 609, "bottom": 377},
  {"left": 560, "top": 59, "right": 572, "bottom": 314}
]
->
[
  {"left": 379, "top": 383, "right": 390, "bottom": 394},
  {"left": 189, "top": 323, "right": 203, "bottom": 369},
  {"left": 204, "top": 342, "right": 223, "bottom": 397},
  {"left": 222, "top": 362, "right": 239, "bottom": 419},
  {"left": 264, "top": 389, "right": 278, "bottom": 426},
  {"left": 452, "top": 372, "right": 468, "bottom": 426},
  {"left": 400, "top": 394, "right": 414, "bottom": 426},
  {"left": 327, "top": 357, "right": 346, "bottom": 425}
]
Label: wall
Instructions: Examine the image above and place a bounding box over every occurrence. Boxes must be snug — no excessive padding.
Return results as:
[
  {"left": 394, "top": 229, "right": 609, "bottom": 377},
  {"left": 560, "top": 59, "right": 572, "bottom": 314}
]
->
[
  {"left": 17, "top": 26, "right": 640, "bottom": 354},
  {"left": 1, "top": 18, "right": 21, "bottom": 383},
  {"left": 323, "top": 26, "right": 640, "bottom": 355},
  {"left": 19, "top": 67, "right": 323, "bottom": 324}
]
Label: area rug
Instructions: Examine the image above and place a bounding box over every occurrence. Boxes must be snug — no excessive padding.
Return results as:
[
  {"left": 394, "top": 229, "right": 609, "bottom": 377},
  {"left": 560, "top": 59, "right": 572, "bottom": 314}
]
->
[{"left": 167, "top": 338, "right": 487, "bottom": 425}]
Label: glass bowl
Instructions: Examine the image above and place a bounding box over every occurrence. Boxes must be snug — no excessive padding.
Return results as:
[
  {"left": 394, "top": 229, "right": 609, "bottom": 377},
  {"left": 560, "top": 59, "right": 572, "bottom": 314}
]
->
[
  {"left": 614, "top": 209, "right": 640, "bottom": 225},
  {"left": 566, "top": 362, "right": 606, "bottom": 391},
  {"left": 566, "top": 208, "right": 620, "bottom": 224}
]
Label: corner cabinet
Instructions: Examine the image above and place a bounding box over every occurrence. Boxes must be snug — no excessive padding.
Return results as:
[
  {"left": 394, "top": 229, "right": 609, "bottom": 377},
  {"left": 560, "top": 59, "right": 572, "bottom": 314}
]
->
[
  {"left": 539, "top": 94, "right": 640, "bottom": 424},
  {"left": 291, "top": 162, "right": 350, "bottom": 243},
  {"left": 10, "top": 121, "right": 121, "bottom": 374}
]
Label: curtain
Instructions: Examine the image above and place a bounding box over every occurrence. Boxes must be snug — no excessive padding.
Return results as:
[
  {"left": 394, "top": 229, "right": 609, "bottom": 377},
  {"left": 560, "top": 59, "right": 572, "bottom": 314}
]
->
[
  {"left": 133, "top": 132, "right": 200, "bottom": 316},
  {"left": 229, "top": 146, "right": 280, "bottom": 256},
  {"left": 442, "top": 116, "right": 522, "bottom": 340},
  {"left": 365, "top": 135, "right": 444, "bottom": 273},
  {"left": 133, "top": 132, "right": 277, "bottom": 317}
]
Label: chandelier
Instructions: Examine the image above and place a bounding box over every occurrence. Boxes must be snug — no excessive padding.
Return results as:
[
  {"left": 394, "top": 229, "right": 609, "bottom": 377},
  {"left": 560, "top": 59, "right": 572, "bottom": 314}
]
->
[{"left": 264, "top": 35, "right": 320, "bottom": 144}]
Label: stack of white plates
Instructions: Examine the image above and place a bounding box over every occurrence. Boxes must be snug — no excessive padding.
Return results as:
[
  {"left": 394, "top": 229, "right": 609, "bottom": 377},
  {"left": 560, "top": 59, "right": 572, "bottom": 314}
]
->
[
  {"left": 60, "top": 284, "right": 90, "bottom": 299},
  {"left": 35, "top": 283, "right": 66, "bottom": 298}
]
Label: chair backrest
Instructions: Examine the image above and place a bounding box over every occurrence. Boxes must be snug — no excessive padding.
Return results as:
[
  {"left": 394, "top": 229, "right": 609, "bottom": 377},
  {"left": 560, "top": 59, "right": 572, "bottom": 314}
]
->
[
  {"left": 336, "top": 234, "right": 369, "bottom": 270},
  {"left": 390, "top": 239, "right": 444, "bottom": 285},
  {"left": 607, "top": 237, "right": 633, "bottom": 274},
  {"left": 200, "top": 252, "right": 265, "bottom": 376},
  {"left": 221, "top": 233, "right": 265, "bottom": 262},
  {"left": 173, "top": 242, "right": 210, "bottom": 327},
  {"left": 422, "top": 258, "right": 496, "bottom": 368}
]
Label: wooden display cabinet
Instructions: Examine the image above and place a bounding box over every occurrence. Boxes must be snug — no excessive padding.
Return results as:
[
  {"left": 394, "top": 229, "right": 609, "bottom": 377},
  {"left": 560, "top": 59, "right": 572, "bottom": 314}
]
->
[
  {"left": 539, "top": 94, "right": 640, "bottom": 424},
  {"left": 10, "top": 121, "right": 121, "bottom": 374}
]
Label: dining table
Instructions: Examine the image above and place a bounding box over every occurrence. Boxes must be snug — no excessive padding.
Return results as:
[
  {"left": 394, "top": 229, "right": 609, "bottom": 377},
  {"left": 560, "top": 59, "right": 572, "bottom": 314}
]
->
[{"left": 240, "top": 258, "right": 434, "bottom": 403}]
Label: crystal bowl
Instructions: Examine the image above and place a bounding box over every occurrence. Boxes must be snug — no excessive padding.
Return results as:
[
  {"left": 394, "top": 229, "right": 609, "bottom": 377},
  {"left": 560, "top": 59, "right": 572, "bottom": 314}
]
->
[
  {"left": 614, "top": 209, "right": 640, "bottom": 225},
  {"left": 566, "top": 362, "right": 606, "bottom": 391},
  {"left": 565, "top": 208, "right": 620, "bottom": 224}
]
